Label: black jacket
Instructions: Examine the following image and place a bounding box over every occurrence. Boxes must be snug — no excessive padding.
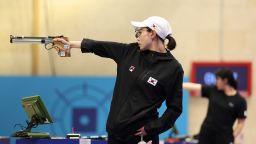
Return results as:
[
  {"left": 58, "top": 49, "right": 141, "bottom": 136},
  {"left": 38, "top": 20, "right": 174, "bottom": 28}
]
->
[{"left": 81, "top": 39, "right": 183, "bottom": 137}]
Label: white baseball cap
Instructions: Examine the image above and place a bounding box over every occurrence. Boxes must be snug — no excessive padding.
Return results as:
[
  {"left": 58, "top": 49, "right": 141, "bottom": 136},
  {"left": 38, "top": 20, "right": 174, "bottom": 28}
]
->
[{"left": 131, "top": 16, "right": 172, "bottom": 39}]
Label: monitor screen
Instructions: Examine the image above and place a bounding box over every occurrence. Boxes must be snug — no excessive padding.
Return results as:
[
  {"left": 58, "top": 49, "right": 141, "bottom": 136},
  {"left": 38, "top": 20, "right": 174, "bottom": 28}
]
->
[
  {"left": 191, "top": 62, "right": 252, "bottom": 97},
  {"left": 22, "top": 95, "right": 53, "bottom": 124}
]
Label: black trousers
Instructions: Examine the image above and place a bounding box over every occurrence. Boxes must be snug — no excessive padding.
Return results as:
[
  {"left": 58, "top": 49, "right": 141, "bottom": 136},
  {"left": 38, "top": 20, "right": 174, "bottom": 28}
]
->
[
  {"left": 108, "top": 134, "right": 159, "bottom": 144},
  {"left": 198, "top": 125, "right": 234, "bottom": 144}
]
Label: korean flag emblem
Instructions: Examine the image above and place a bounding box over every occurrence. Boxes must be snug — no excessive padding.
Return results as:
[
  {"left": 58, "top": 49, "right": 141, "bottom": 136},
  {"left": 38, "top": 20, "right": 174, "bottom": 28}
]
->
[{"left": 147, "top": 77, "right": 158, "bottom": 86}]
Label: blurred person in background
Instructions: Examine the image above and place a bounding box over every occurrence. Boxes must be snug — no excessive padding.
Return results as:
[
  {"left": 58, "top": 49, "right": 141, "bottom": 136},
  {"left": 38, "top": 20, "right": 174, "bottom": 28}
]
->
[
  {"left": 183, "top": 68, "right": 247, "bottom": 144},
  {"left": 54, "top": 16, "right": 183, "bottom": 144}
]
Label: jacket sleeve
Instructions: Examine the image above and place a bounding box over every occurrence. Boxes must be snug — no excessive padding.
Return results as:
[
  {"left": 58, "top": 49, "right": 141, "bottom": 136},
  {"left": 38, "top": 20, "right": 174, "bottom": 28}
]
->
[
  {"left": 80, "top": 38, "right": 131, "bottom": 64},
  {"left": 144, "top": 67, "right": 184, "bottom": 135}
]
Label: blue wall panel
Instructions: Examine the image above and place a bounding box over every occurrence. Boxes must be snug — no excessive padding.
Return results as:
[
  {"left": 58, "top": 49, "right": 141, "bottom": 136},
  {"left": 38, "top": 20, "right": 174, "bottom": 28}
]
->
[{"left": 0, "top": 76, "right": 188, "bottom": 140}]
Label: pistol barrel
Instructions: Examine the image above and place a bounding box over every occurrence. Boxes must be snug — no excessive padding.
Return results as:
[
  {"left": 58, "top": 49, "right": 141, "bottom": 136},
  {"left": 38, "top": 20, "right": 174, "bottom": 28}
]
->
[{"left": 10, "top": 35, "right": 52, "bottom": 44}]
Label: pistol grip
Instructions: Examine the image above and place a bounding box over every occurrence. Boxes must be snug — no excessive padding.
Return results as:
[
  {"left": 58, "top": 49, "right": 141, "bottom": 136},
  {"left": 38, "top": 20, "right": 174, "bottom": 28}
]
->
[{"left": 58, "top": 44, "right": 71, "bottom": 57}]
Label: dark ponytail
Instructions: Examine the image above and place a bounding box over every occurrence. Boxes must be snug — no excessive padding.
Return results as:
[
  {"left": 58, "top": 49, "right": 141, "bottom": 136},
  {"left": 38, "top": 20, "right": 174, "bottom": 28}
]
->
[
  {"left": 166, "top": 35, "right": 176, "bottom": 51},
  {"left": 148, "top": 26, "right": 176, "bottom": 51}
]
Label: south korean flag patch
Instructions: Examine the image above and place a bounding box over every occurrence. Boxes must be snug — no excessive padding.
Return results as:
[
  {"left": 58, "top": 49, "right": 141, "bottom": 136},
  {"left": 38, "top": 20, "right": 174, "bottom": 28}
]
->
[{"left": 147, "top": 77, "right": 158, "bottom": 86}]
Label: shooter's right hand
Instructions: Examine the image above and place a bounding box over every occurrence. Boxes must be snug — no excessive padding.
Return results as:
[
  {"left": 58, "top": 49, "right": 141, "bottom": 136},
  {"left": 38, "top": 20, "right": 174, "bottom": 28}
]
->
[{"left": 53, "top": 38, "right": 70, "bottom": 52}]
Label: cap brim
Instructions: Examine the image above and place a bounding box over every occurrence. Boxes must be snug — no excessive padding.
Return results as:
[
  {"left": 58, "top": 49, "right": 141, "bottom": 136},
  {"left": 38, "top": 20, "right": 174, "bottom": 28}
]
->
[{"left": 131, "top": 21, "right": 147, "bottom": 28}]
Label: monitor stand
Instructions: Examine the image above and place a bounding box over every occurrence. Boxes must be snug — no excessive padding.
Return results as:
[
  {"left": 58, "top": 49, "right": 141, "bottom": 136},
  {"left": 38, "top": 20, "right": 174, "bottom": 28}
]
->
[
  {"left": 12, "top": 115, "right": 50, "bottom": 138},
  {"left": 12, "top": 131, "right": 50, "bottom": 138}
]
